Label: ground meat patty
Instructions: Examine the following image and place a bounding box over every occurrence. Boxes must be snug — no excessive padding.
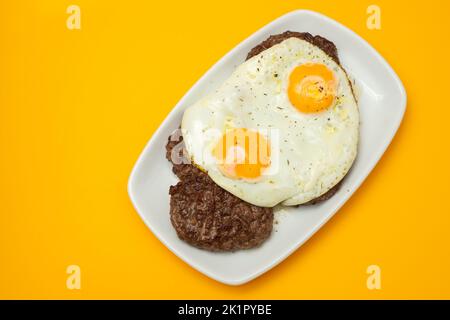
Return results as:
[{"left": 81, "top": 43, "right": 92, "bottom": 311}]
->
[
  {"left": 166, "top": 134, "right": 273, "bottom": 252},
  {"left": 246, "top": 31, "right": 340, "bottom": 64},
  {"left": 302, "top": 180, "right": 342, "bottom": 205}
]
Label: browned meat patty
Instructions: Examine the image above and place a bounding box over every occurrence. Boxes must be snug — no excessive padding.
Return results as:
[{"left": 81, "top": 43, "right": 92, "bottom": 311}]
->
[
  {"left": 246, "top": 31, "right": 340, "bottom": 64},
  {"left": 166, "top": 134, "right": 273, "bottom": 252},
  {"left": 167, "top": 31, "right": 347, "bottom": 251},
  {"left": 302, "top": 180, "right": 341, "bottom": 205}
]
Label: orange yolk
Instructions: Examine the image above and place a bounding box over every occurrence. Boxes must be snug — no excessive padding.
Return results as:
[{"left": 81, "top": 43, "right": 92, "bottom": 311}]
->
[
  {"left": 288, "top": 63, "right": 337, "bottom": 113},
  {"left": 213, "top": 128, "right": 270, "bottom": 180}
]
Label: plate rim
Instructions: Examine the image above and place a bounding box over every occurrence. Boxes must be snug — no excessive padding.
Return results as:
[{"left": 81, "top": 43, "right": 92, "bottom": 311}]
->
[{"left": 128, "top": 9, "right": 407, "bottom": 285}]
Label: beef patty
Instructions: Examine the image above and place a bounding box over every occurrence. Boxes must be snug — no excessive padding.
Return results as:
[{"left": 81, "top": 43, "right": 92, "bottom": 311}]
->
[
  {"left": 167, "top": 31, "right": 346, "bottom": 251},
  {"left": 246, "top": 31, "right": 340, "bottom": 64}
]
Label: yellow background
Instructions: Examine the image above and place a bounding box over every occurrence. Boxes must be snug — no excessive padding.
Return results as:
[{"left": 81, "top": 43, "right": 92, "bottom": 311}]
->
[{"left": 1, "top": 0, "right": 449, "bottom": 299}]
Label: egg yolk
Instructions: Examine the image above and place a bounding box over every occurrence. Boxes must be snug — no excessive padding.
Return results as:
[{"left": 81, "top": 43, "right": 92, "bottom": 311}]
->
[
  {"left": 213, "top": 128, "right": 270, "bottom": 180},
  {"left": 288, "top": 63, "right": 337, "bottom": 113}
]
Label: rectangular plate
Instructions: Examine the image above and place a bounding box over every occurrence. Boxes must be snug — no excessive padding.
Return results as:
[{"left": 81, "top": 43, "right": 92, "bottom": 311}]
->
[{"left": 128, "top": 10, "right": 406, "bottom": 285}]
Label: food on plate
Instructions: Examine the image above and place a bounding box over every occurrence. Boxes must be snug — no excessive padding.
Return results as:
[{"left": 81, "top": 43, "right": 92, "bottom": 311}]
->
[
  {"left": 181, "top": 33, "right": 358, "bottom": 207},
  {"left": 166, "top": 31, "right": 359, "bottom": 251}
]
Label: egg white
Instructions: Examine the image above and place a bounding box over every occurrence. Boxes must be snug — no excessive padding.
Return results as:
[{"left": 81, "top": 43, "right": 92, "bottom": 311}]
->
[{"left": 181, "top": 37, "right": 359, "bottom": 207}]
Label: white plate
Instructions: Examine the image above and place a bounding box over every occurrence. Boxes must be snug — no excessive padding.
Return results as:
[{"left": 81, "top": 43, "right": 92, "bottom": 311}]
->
[{"left": 128, "top": 10, "right": 406, "bottom": 285}]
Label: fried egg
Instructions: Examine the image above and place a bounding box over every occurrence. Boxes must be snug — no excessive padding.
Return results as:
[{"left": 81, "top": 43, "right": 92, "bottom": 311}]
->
[{"left": 181, "top": 37, "right": 359, "bottom": 207}]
